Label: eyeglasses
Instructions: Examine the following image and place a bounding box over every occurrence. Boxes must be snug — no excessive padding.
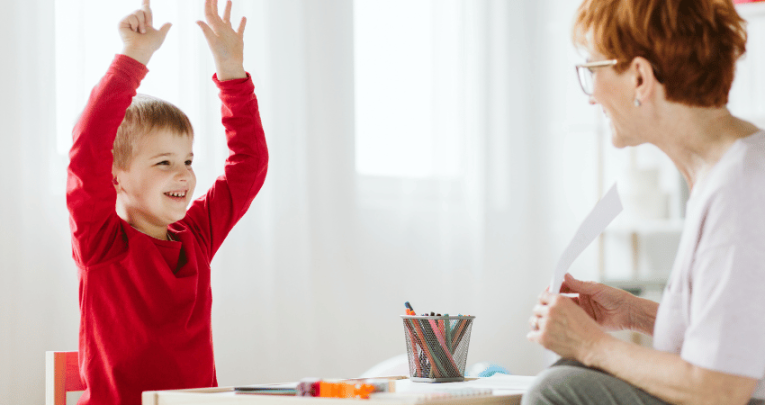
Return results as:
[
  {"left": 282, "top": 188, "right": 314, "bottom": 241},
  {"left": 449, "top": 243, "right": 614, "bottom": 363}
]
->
[{"left": 575, "top": 59, "right": 618, "bottom": 96}]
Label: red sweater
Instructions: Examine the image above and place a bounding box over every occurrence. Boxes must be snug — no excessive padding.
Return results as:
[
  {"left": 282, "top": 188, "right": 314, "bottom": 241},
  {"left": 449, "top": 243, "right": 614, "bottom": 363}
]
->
[{"left": 66, "top": 55, "right": 268, "bottom": 405}]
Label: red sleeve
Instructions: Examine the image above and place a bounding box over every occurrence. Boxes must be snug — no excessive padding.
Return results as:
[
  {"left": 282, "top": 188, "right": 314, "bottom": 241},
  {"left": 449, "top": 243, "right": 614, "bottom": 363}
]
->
[
  {"left": 182, "top": 73, "right": 269, "bottom": 258},
  {"left": 66, "top": 54, "right": 148, "bottom": 266}
]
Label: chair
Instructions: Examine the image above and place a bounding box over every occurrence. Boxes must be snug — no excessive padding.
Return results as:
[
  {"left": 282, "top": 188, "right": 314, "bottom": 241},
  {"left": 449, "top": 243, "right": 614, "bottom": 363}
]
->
[{"left": 46, "top": 351, "right": 85, "bottom": 405}]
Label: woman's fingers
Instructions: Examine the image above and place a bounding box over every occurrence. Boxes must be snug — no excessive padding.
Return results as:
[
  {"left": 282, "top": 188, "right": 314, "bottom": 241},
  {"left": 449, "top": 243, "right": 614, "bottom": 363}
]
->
[
  {"left": 532, "top": 303, "right": 549, "bottom": 317},
  {"left": 528, "top": 316, "right": 538, "bottom": 330},
  {"left": 538, "top": 290, "right": 554, "bottom": 305}
]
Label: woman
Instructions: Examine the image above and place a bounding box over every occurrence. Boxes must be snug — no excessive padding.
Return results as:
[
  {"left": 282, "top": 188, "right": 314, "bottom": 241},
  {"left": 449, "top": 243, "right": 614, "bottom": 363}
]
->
[{"left": 524, "top": 0, "right": 765, "bottom": 404}]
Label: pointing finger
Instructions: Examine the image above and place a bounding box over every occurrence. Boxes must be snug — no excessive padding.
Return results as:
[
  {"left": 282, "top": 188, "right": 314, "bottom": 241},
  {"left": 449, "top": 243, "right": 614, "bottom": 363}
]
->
[
  {"left": 144, "top": 7, "right": 153, "bottom": 28},
  {"left": 142, "top": 0, "right": 150, "bottom": 9}
]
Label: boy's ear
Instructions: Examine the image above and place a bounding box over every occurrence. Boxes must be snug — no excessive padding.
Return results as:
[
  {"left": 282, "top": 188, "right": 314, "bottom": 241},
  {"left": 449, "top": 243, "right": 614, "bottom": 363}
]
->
[{"left": 111, "top": 166, "right": 120, "bottom": 188}]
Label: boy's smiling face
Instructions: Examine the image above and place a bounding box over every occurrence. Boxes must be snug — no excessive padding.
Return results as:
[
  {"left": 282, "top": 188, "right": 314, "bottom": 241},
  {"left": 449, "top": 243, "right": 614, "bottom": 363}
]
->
[{"left": 113, "top": 128, "right": 196, "bottom": 240}]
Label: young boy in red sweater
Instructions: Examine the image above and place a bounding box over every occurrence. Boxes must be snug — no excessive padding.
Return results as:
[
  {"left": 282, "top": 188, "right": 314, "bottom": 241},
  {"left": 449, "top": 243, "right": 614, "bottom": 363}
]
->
[{"left": 66, "top": 1, "right": 267, "bottom": 404}]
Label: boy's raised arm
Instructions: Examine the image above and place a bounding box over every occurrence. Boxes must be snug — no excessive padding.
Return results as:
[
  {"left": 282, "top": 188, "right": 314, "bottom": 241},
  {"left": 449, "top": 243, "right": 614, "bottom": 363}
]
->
[
  {"left": 68, "top": 1, "right": 172, "bottom": 265},
  {"left": 183, "top": 0, "right": 267, "bottom": 258},
  {"left": 197, "top": 0, "right": 247, "bottom": 81}
]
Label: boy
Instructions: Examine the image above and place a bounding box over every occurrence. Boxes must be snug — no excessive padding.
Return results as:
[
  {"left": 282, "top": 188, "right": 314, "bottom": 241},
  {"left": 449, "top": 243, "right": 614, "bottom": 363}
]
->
[{"left": 66, "top": 1, "right": 267, "bottom": 404}]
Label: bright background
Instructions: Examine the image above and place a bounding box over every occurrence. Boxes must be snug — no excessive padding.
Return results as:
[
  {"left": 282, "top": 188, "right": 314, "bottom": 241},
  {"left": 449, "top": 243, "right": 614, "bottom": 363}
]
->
[{"left": 2, "top": 1, "right": 765, "bottom": 404}]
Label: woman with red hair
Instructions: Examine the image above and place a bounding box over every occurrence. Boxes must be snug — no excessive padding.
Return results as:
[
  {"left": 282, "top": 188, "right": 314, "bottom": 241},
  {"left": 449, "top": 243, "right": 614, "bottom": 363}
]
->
[{"left": 525, "top": 0, "right": 765, "bottom": 404}]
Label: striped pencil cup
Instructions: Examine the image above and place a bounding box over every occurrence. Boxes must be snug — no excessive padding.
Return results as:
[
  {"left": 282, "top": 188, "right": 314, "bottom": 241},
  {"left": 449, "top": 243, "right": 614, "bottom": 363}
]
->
[{"left": 401, "top": 315, "right": 475, "bottom": 383}]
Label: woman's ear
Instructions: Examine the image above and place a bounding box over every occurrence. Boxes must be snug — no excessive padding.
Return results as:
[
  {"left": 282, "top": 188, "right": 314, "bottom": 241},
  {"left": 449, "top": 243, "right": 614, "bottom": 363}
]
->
[{"left": 631, "top": 56, "right": 658, "bottom": 104}]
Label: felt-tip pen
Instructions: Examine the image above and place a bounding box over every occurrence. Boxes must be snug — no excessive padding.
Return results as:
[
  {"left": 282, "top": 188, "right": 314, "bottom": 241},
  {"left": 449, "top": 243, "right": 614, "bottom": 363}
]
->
[{"left": 405, "top": 301, "right": 416, "bottom": 315}]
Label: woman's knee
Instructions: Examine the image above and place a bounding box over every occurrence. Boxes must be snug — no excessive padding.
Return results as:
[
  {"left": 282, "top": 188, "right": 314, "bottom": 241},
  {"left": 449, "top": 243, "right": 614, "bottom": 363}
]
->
[{"left": 521, "top": 363, "right": 604, "bottom": 405}]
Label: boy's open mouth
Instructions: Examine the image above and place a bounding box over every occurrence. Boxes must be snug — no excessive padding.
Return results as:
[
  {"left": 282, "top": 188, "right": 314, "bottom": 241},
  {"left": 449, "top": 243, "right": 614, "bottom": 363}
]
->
[{"left": 164, "top": 190, "right": 187, "bottom": 199}]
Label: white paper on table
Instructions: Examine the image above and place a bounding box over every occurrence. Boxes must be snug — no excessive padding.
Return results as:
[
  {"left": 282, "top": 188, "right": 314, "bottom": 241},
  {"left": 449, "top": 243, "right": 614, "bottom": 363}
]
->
[{"left": 549, "top": 183, "right": 623, "bottom": 293}]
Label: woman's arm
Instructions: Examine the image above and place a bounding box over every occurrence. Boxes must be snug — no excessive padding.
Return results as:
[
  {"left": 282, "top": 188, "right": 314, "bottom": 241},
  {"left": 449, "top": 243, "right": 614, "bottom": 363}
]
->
[
  {"left": 587, "top": 333, "right": 757, "bottom": 405},
  {"left": 529, "top": 293, "right": 757, "bottom": 405},
  {"left": 626, "top": 295, "right": 659, "bottom": 335}
]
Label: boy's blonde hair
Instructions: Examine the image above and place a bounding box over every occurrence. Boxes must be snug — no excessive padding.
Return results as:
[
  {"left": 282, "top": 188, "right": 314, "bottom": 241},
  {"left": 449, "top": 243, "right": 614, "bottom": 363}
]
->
[{"left": 113, "top": 94, "right": 194, "bottom": 170}]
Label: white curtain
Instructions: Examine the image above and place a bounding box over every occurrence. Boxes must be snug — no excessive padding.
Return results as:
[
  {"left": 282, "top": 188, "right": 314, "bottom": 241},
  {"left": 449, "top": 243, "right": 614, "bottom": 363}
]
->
[{"left": 0, "top": 0, "right": 608, "bottom": 403}]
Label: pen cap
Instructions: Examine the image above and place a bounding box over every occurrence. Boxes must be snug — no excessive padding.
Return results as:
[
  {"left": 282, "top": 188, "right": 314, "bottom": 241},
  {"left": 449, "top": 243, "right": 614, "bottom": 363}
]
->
[{"left": 400, "top": 315, "right": 475, "bottom": 383}]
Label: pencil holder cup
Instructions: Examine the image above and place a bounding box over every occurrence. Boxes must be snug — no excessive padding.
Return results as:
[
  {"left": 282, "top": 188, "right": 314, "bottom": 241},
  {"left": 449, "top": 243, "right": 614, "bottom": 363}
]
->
[{"left": 401, "top": 315, "right": 475, "bottom": 383}]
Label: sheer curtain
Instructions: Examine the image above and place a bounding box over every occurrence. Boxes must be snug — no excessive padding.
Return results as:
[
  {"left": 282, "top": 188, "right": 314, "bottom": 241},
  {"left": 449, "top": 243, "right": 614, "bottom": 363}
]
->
[{"left": 0, "top": 0, "right": 596, "bottom": 404}]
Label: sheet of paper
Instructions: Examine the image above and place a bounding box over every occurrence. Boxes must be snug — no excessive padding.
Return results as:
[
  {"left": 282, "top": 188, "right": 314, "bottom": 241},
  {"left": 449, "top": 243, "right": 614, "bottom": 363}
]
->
[{"left": 549, "top": 183, "right": 622, "bottom": 293}]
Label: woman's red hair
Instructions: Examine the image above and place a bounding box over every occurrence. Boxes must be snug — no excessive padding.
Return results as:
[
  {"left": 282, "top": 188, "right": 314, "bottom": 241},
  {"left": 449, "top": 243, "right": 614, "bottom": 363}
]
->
[{"left": 573, "top": 0, "right": 747, "bottom": 107}]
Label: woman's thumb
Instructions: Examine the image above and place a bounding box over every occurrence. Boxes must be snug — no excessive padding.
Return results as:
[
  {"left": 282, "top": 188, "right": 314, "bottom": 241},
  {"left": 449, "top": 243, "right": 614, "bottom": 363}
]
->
[{"left": 561, "top": 273, "right": 593, "bottom": 293}]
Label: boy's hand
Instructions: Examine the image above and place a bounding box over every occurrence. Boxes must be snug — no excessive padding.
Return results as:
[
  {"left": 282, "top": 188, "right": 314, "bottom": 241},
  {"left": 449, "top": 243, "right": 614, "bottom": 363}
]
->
[
  {"left": 119, "top": 0, "right": 172, "bottom": 66},
  {"left": 197, "top": 0, "right": 247, "bottom": 81}
]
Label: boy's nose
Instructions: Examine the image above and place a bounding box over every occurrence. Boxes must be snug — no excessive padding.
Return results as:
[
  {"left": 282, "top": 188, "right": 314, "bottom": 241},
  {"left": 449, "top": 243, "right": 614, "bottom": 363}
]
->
[{"left": 174, "top": 167, "right": 192, "bottom": 181}]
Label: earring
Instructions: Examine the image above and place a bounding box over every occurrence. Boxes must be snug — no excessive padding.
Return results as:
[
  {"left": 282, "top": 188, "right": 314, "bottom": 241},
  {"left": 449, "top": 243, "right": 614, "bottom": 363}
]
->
[{"left": 633, "top": 98, "right": 641, "bottom": 107}]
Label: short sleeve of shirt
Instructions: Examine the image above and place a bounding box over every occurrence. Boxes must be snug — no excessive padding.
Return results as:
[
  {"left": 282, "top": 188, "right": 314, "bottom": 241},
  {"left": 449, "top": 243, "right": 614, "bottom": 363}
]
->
[{"left": 681, "top": 165, "right": 765, "bottom": 378}]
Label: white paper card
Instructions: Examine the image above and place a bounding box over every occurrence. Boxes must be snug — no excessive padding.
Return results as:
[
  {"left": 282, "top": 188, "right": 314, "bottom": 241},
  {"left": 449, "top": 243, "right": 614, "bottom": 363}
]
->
[{"left": 549, "top": 183, "right": 623, "bottom": 293}]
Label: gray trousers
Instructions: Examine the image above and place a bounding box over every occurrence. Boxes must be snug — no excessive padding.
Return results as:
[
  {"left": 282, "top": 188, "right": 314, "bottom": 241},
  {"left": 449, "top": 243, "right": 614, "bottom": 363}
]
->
[{"left": 521, "top": 359, "right": 763, "bottom": 405}]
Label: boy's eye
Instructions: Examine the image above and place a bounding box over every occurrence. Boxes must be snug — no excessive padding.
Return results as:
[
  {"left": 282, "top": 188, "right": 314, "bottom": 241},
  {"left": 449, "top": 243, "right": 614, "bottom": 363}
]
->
[
  {"left": 185, "top": 160, "right": 193, "bottom": 166},
  {"left": 157, "top": 161, "right": 170, "bottom": 166}
]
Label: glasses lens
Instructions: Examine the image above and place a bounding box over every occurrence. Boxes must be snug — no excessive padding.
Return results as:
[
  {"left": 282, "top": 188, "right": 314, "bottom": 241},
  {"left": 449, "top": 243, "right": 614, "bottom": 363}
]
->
[{"left": 577, "top": 66, "right": 593, "bottom": 95}]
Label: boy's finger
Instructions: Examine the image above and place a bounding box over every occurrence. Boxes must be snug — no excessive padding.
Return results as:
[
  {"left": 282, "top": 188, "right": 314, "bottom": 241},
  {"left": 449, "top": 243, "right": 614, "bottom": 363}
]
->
[
  {"left": 196, "top": 20, "right": 214, "bottom": 41},
  {"left": 236, "top": 16, "right": 246, "bottom": 36},
  {"left": 203, "top": 0, "right": 211, "bottom": 19},
  {"left": 144, "top": 7, "right": 153, "bottom": 27},
  {"left": 136, "top": 10, "right": 147, "bottom": 34},
  {"left": 157, "top": 22, "right": 172, "bottom": 40},
  {"left": 127, "top": 14, "right": 140, "bottom": 32},
  {"left": 142, "top": 0, "right": 151, "bottom": 9},
  {"left": 223, "top": 0, "right": 232, "bottom": 24},
  {"left": 204, "top": 0, "right": 219, "bottom": 24}
]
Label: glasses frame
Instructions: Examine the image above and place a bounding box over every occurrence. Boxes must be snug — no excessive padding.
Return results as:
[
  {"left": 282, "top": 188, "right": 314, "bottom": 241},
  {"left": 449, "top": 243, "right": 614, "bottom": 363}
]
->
[{"left": 575, "top": 59, "right": 618, "bottom": 96}]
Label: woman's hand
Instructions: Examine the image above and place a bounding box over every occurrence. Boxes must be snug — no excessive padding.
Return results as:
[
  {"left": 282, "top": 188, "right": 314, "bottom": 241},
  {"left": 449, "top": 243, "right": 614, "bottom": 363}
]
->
[
  {"left": 527, "top": 290, "right": 608, "bottom": 362},
  {"left": 561, "top": 273, "right": 636, "bottom": 331}
]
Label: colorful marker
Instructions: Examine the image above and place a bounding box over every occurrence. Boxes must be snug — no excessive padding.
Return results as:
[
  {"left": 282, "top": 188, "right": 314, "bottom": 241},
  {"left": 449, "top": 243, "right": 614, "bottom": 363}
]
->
[{"left": 405, "top": 301, "right": 415, "bottom": 315}]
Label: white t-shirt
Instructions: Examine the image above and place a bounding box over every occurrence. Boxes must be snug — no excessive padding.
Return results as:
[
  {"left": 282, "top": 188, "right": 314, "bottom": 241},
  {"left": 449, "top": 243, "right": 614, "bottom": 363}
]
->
[{"left": 653, "top": 130, "right": 765, "bottom": 398}]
